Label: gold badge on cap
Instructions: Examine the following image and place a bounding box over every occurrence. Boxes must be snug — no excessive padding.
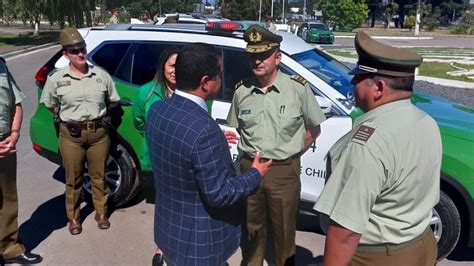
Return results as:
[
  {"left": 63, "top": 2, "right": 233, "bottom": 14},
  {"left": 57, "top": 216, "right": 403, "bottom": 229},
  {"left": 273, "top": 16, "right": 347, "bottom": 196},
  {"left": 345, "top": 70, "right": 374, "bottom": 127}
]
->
[{"left": 249, "top": 30, "right": 262, "bottom": 43}]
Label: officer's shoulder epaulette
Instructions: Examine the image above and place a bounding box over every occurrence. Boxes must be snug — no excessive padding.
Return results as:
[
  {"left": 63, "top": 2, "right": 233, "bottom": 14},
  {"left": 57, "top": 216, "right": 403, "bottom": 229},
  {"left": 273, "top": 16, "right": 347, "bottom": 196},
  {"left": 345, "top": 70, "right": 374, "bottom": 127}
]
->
[
  {"left": 234, "top": 79, "right": 245, "bottom": 90},
  {"left": 291, "top": 75, "right": 308, "bottom": 86},
  {"left": 351, "top": 124, "right": 376, "bottom": 145}
]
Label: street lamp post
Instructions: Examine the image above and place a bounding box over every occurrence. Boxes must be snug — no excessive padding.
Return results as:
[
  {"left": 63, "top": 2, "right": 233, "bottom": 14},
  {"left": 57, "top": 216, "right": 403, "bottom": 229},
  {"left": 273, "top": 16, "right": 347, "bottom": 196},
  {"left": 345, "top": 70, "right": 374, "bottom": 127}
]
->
[
  {"left": 414, "top": 0, "right": 421, "bottom": 36},
  {"left": 271, "top": 0, "right": 274, "bottom": 18},
  {"left": 259, "top": 0, "right": 262, "bottom": 22},
  {"left": 282, "top": 0, "right": 286, "bottom": 24}
]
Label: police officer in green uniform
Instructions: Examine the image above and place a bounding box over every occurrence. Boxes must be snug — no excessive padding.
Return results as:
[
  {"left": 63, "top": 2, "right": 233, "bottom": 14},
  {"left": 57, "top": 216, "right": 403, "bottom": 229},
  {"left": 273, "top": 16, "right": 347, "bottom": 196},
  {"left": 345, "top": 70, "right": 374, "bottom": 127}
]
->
[
  {"left": 40, "top": 28, "right": 120, "bottom": 235},
  {"left": 0, "top": 58, "right": 42, "bottom": 264},
  {"left": 314, "top": 31, "right": 441, "bottom": 266},
  {"left": 227, "top": 25, "right": 326, "bottom": 266}
]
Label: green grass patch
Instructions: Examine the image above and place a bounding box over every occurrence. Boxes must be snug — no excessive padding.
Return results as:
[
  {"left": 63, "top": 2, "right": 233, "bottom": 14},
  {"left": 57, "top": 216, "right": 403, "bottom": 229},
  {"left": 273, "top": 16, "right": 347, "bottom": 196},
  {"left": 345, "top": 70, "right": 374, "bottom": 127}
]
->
[
  {"left": 418, "top": 62, "right": 473, "bottom": 82},
  {"left": 0, "top": 31, "right": 59, "bottom": 46},
  {"left": 326, "top": 50, "right": 474, "bottom": 82}
]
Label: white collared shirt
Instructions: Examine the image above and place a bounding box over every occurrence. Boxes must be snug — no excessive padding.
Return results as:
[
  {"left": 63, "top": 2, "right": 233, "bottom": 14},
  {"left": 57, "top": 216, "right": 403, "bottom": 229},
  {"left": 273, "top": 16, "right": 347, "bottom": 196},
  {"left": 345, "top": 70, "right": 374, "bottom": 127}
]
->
[{"left": 174, "top": 89, "right": 208, "bottom": 112}]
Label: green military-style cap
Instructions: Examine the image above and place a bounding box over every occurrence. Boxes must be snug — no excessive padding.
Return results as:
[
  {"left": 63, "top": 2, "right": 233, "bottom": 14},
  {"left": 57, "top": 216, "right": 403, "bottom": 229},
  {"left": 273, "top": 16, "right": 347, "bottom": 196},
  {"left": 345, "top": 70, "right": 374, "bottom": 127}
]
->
[
  {"left": 244, "top": 25, "right": 282, "bottom": 53},
  {"left": 60, "top": 28, "right": 85, "bottom": 49},
  {"left": 349, "top": 31, "right": 423, "bottom": 77}
]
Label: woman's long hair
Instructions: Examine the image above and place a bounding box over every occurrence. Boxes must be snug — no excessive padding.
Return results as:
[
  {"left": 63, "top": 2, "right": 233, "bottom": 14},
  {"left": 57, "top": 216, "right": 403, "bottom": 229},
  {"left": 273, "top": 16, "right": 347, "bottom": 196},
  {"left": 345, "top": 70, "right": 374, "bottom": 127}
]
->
[{"left": 147, "top": 46, "right": 180, "bottom": 101}]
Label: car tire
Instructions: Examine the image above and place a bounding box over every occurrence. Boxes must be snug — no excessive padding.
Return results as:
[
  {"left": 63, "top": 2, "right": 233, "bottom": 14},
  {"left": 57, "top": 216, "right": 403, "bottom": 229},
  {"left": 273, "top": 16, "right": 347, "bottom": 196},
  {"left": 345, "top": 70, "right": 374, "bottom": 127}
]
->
[
  {"left": 432, "top": 190, "right": 461, "bottom": 261},
  {"left": 83, "top": 143, "right": 140, "bottom": 207}
]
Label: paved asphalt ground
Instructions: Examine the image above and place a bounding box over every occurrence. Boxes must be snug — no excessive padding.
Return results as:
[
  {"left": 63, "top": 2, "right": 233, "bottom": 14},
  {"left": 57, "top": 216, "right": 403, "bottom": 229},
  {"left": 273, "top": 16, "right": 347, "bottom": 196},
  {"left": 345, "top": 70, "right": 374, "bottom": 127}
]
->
[{"left": 4, "top": 42, "right": 474, "bottom": 265}]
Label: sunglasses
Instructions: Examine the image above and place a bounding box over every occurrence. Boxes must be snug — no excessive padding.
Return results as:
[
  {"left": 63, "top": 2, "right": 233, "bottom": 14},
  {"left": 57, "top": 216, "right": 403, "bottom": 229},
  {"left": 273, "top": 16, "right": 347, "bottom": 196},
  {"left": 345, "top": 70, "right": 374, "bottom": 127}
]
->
[{"left": 66, "top": 47, "right": 87, "bottom": 55}]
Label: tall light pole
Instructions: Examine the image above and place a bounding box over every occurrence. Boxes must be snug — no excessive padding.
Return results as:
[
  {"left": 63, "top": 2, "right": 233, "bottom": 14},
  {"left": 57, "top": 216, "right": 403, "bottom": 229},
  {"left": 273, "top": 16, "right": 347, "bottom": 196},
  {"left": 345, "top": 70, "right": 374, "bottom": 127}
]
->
[
  {"left": 303, "top": 0, "right": 307, "bottom": 18},
  {"left": 259, "top": 0, "right": 262, "bottom": 22},
  {"left": 271, "top": 0, "right": 274, "bottom": 18},
  {"left": 282, "top": 0, "right": 286, "bottom": 24},
  {"left": 414, "top": 0, "right": 421, "bottom": 36}
]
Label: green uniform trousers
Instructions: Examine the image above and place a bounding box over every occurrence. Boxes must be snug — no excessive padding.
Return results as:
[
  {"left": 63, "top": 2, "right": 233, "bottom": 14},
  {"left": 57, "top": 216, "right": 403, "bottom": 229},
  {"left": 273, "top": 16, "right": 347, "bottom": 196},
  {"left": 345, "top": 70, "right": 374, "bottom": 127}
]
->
[
  {"left": 0, "top": 153, "right": 26, "bottom": 259},
  {"left": 59, "top": 123, "right": 109, "bottom": 220},
  {"left": 240, "top": 156, "right": 301, "bottom": 266},
  {"left": 352, "top": 227, "right": 437, "bottom": 266}
]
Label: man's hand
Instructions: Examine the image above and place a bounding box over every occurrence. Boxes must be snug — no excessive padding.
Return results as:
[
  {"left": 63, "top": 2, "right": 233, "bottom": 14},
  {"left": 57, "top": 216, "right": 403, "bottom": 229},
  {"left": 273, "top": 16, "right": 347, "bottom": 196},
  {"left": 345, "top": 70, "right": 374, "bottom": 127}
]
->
[
  {"left": 0, "top": 136, "right": 15, "bottom": 158},
  {"left": 223, "top": 129, "right": 239, "bottom": 148},
  {"left": 251, "top": 151, "right": 272, "bottom": 177}
]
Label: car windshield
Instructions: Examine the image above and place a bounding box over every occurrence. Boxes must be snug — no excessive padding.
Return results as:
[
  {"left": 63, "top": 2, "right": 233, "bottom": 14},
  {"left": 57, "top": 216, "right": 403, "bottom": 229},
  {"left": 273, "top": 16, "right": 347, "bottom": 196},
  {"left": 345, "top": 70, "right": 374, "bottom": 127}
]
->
[
  {"left": 310, "top": 24, "right": 328, "bottom": 30},
  {"left": 291, "top": 48, "right": 354, "bottom": 98}
]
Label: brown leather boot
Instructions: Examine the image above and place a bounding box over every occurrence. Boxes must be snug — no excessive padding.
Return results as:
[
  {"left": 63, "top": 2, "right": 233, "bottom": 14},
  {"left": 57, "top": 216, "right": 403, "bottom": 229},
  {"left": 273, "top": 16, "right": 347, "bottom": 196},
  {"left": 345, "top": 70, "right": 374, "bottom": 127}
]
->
[
  {"left": 68, "top": 219, "right": 82, "bottom": 235},
  {"left": 95, "top": 213, "right": 110, "bottom": 229}
]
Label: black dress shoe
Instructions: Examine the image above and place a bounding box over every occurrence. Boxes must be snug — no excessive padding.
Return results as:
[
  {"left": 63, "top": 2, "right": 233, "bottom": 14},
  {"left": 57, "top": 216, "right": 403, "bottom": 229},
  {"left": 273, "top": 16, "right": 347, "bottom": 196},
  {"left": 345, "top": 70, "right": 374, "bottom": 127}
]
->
[
  {"left": 3, "top": 252, "right": 42, "bottom": 264},
  {"left": 152, "top": 253, "right": 163, "bottom": 266}
]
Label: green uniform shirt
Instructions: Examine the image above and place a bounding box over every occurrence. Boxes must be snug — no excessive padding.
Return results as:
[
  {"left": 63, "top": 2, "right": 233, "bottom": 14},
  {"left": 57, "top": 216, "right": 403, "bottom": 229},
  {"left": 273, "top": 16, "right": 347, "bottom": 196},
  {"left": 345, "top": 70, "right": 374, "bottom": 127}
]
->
[
  {"left": 314, "top": 99, "right": 442, "bottom": 245},
  {"left": 0, "top": 69, "right": 24, "bottom": 133},
  {"left": 40, "top": 64, "right": 120, "bottom": 122},
  {"left": 132, "top": 80, "right": 165, "bottom": 169},
  {"left": 227, "top": 71, "right": 326, "bottom": 160}
]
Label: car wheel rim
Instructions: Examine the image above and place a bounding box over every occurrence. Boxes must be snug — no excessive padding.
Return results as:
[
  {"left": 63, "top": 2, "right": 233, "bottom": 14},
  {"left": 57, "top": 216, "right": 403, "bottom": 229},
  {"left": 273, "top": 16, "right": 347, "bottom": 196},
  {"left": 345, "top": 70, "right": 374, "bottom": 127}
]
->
[
  {"left": 430, "top": 208, "right": 442, "bottom": 242},
  {"left": 83, "top": 155, "right": 122, "bottom": 196}
]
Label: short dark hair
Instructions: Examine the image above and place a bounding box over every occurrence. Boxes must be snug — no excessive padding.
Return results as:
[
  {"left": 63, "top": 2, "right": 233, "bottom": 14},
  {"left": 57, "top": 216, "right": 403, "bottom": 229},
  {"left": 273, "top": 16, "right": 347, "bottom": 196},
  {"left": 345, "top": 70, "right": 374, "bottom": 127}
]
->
[
  {"left": 175, "top": 43, "right": 222, "bottom": 91},
  {"left": 367, "top": 74, "right": 415, "bottom": 92}
]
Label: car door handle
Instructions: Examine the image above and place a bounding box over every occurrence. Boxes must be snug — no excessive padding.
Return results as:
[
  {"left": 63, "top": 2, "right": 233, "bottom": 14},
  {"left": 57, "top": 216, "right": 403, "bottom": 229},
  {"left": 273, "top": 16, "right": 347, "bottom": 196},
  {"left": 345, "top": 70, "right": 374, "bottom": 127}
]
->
[
  {"left": 215, "top": 118, "right": 228, "bottom": 125},
  {"left": 119, "top": 99, "right": 133, "bottom": 106}
]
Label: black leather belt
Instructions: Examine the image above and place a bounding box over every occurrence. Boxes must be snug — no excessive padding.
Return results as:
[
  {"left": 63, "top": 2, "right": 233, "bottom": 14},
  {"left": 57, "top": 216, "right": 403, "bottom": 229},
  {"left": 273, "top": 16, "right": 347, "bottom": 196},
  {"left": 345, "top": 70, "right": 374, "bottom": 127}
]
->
[
  {"left": 63, "top": 119, "right": 104, "bottom": 131},
  {"left": 78, "top": 119, "right": 104, "bottom": 130},
  {"left": 242, "top": 153, "right": 299, "bottom": 165}
]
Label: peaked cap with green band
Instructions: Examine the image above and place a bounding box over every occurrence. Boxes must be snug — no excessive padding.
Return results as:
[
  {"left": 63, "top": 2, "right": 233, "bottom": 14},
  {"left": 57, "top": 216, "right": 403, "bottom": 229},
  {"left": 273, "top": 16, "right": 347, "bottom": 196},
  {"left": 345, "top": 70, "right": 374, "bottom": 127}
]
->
[
  {"left": 60, "top": 28, "right": 86, "bottom": 49},
  {"left": 244, "top": 25, "right": 282, "bottom": 53},
  {"left": 349, "top": 31, "right": 423, "bottom": 77}
]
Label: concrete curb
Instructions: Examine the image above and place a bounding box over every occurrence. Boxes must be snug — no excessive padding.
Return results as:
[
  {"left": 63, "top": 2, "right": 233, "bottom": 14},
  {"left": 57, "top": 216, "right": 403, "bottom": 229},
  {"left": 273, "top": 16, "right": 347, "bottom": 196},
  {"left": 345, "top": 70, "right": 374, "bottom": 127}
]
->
[
  {"left": 1, "top": 41, "right": 59, "bottom": 59},
  {"left": 335, "top": 35, "right": 433, "bottom": 40}
]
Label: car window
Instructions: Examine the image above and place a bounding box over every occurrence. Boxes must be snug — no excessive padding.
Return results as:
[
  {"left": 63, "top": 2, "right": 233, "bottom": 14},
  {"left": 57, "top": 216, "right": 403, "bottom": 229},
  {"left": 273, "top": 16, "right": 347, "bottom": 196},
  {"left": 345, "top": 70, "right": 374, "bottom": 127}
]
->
[
  {"left": 130, "top": 43, "right": 177, "bottom": 86},
  {"left": 310, "top": 23, "right": 328, "bottom": 30},
  {"left": 91, "top": 43, "right": 131, "bottom": 76},
  {"left": 219, "top": 48, "right": 252, "bottom": 102},
  {"left": 291, "top": 48, "right": 353, "bottom": 98}
]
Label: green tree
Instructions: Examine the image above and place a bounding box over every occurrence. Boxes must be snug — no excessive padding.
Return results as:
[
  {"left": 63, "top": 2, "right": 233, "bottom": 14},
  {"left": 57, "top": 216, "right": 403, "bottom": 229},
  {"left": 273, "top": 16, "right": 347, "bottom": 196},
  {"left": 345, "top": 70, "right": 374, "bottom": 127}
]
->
[
  {"left": 318, "top": 0, "right": 369, "bottom": 31},
  {"left": 383, "top": 2, "right": 398, "bottom": 29},
  {"left": 220, "top": 0, "right": 273, "bottom": 21}
]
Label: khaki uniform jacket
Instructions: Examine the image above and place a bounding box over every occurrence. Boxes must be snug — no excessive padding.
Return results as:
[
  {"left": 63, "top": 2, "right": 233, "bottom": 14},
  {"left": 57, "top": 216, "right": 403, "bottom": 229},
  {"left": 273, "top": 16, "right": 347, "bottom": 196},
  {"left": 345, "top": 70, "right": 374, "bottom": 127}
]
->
[
  {"left": 40, "top": 64, "right": 120, "bottom": 122},
  {"left": 227, "top": 71, "right": 326, "bottom": 160},
  {"left": 0, "top": 67, "right": 24, "bottom": 133},
  {"left": 314, "top": 99, "right": 442, "bottom": 244}
]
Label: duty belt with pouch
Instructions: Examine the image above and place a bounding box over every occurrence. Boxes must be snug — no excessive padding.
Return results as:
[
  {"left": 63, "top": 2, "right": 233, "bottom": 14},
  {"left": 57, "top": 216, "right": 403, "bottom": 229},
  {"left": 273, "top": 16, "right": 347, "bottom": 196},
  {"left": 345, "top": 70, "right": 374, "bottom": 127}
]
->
[{"left": 64, "top": 119, "right": 106, "bottom": 137}]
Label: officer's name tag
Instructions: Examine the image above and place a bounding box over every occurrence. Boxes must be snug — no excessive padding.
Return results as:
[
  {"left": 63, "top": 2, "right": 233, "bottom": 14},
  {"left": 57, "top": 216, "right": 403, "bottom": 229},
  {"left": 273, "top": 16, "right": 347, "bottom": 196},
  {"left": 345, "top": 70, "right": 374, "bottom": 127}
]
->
[
  {"left": 241, "top": 109, "right": 251, "bottom": 115},
  {"left": 57, "top": 81, "right": 71, "bottom": 87},
  {"left": 352, "top": 125, "right": 375, "bottom": 144}
]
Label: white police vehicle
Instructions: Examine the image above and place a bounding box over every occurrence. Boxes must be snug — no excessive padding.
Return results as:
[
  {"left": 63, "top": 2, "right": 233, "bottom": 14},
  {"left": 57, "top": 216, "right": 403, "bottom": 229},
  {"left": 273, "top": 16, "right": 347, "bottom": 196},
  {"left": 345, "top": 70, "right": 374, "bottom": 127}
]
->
[{"left": 31, "top": 22, "right": 458, "bottom": 260}]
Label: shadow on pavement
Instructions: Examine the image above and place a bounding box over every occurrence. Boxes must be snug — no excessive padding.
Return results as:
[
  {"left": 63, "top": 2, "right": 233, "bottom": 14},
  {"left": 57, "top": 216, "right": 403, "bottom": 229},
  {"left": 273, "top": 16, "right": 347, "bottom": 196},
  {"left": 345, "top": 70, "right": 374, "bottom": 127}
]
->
[
  {"left": 295, "top": 246, "right": 324, "bottom": 266},
  {"left": 18, "top": 168, "right": 96, "bottom": 250}
]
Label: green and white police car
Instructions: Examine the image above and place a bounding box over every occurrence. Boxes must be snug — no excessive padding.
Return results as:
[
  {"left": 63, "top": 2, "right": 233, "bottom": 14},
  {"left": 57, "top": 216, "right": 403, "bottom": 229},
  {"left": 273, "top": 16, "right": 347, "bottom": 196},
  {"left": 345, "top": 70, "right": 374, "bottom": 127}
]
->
[{"left": 30, "top": 22, "right": 474, "bottom": 260}]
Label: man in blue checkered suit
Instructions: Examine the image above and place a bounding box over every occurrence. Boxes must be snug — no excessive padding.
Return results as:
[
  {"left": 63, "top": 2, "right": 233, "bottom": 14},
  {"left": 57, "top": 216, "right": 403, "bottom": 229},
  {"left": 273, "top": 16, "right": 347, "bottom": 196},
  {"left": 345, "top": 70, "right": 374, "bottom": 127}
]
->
[{"left": 146, "top": 43, "right": 272, "bottom": 266}]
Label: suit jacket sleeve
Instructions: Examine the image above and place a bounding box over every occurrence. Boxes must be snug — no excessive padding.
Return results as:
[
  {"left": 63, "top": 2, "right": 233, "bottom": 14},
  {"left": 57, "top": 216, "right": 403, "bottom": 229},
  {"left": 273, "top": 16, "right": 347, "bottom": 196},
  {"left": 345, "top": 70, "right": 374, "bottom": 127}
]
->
[{"left": 191, "top": 124, "right": 260, "bottom": 208}]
